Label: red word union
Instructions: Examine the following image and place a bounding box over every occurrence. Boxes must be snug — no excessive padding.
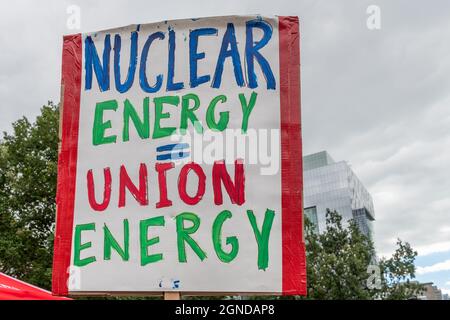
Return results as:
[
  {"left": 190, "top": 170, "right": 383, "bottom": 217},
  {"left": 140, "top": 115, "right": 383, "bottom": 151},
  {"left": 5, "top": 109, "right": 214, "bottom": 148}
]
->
[{"left": 86, "top": 160, "right": 245, "bottom": 211}]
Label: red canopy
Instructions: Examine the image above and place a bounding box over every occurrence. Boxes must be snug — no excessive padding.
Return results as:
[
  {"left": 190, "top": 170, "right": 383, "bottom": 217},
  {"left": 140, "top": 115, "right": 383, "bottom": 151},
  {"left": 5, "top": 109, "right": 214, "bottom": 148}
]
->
[{"left": 0, "top": 272, "right": 71, "bottom": 300}]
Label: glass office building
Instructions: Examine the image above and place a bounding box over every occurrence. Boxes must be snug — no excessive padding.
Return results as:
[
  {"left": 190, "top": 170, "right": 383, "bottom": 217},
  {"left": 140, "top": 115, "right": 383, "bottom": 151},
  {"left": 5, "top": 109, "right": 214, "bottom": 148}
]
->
[{"left": 303, "top": 151, "right": 375, "bottom": 240}]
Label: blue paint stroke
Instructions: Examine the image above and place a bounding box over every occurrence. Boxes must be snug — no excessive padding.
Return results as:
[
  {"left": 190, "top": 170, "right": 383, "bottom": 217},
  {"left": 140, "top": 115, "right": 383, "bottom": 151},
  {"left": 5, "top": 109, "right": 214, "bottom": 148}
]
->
[
  {"left": 157, "top": 151, "right": 190, "bottom": 161},
  {"left": 156, "top": 143, "right": 190, "bottom": 152}
]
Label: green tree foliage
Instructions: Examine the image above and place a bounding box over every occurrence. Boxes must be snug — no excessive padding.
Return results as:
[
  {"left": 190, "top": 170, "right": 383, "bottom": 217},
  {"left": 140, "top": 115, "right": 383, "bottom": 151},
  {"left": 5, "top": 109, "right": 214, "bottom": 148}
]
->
[
  {"left": 0, "top": 102, "right": 59, "bottom": 289},
  {"left": 304, "top": 209, "right": 422, "bottom": 300},
  {"left": 375, "top": 239, "right": 423, "bottom": 299},
  {"left": 305, "top": 209, "right": 375, "bottom": 299}
]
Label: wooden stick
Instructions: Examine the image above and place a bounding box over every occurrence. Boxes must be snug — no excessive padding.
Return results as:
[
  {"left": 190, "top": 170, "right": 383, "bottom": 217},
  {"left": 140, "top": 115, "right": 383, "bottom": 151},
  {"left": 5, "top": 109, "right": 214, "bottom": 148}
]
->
[{"left": 164, "top": 292, "right": 181, "bottom": 300}]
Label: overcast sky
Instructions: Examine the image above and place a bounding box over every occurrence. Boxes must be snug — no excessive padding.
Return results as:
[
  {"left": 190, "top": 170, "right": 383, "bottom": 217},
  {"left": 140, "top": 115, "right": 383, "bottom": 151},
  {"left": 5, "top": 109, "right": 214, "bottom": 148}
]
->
[{"left": 1, "top": 0, "right": 449, "bottom": 295}]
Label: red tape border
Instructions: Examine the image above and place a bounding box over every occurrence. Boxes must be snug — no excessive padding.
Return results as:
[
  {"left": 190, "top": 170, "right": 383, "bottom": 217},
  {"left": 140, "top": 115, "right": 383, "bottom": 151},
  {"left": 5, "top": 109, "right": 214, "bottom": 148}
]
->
[
  {"left": 279, "top": 16, "right": 307, "bottom": 295},
  {"left": 52, "top": 34, "right": 82, "bottom": 296}
]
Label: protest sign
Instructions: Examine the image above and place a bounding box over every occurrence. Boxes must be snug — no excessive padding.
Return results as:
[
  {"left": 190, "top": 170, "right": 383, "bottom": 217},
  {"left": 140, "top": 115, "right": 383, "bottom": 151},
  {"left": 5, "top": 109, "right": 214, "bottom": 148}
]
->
[{"left": 52, "top": 15, "right": 305, "bottom": 296}]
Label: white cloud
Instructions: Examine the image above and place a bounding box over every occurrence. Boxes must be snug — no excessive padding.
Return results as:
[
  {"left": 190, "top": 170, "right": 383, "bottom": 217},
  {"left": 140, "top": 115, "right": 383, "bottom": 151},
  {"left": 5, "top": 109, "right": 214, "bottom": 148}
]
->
[
  {"left": 442, "top": 288, "right": 450, "bottom": 295},
  {"left": 416, "top": 241, "right": 450, "bottom": 256},
  {"left": 417, "top": 260, "right": 450, "bottom": 275}
]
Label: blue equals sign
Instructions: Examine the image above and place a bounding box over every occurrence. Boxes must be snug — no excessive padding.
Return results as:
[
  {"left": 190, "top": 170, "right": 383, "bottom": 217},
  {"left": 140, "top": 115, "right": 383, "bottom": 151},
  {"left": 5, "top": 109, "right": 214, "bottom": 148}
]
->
[{"left": 156, "top": 143, "right": 190, "bottom": 161}]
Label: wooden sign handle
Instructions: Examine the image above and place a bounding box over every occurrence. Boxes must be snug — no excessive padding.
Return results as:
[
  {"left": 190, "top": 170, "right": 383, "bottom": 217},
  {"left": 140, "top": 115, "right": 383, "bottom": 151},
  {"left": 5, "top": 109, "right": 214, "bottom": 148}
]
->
[{"left": 164, "top": 292, "right": 181, "bottom": 300}]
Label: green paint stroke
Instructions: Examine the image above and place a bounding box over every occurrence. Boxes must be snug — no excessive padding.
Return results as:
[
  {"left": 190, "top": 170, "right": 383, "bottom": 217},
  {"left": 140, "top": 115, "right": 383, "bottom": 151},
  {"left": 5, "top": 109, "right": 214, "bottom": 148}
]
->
[
  {"left": 247, "top": 209, "right": 275, "bottom": 271},
  {"left": 239, "top": 91, "right": 257, "bottom": 133},
  {"left": 176, "top": 212, "right": 207, "bottom": 262},
  {"left": 153, "top": 95, "right": 179, "bottom": 139},
  {"left": 74, "top": 223, "right": 96, "bottom": 267},
  {"left": 123, "top": 97, "right": 150, "bottom": 141},
  {"left": 206, "top": 95, "right": 229, "bottom": 131},
  {"left": 92, "top": 100, "right": 118, "bottom": 146},
  {"left": 181, "top": 93, "right": 203, "bottom": 134},
  {"left": 140, "top": 216, "right": 165, "bottom": 266},
  {"left": 212, "top": 210, "right": 239, "bottom": 263},
  {"left": 103, "top": 219, "right": 129, "bottom": 261}
]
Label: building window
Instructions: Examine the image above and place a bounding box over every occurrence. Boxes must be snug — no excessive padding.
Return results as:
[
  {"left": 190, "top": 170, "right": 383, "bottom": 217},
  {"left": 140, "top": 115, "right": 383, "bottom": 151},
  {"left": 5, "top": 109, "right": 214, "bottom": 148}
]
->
[{"left": 304, "top": 206, "right": 319, "bottom": 234}]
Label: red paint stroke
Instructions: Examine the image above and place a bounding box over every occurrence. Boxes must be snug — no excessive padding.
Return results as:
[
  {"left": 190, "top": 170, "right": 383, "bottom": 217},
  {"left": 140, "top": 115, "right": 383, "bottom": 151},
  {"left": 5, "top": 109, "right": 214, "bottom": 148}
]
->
[
  {"left": 279, "top": 16, "right": 307, "bottom": 296},
  {"left": 212, "top": 159, "right": 245, "bottom": 206},
  {"left": 178, "top": 162, "right": 206, "bottom": 205},
  {"left": 87, "top": 168, "right": 112, "bottom": 211},
  {"left": 118, "top": 163, "right": 149, "bottom": 207},
  {"left": 155, "top": 162, "right": 175, "bottom": 208},
  {"left": 52, "top": 33, "right": 82, "bottom": 296}
]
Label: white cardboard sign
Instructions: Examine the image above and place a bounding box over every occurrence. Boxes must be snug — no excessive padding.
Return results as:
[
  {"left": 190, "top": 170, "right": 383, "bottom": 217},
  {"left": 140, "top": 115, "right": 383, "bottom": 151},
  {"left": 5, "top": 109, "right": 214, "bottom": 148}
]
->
[{"left": 52, "top": 15, "right": 305, "bottom": 296}]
